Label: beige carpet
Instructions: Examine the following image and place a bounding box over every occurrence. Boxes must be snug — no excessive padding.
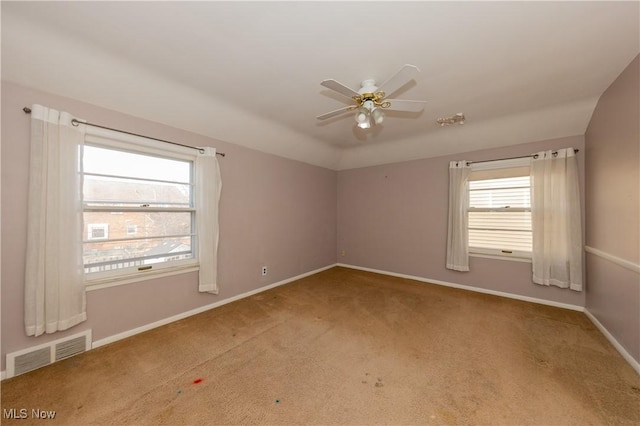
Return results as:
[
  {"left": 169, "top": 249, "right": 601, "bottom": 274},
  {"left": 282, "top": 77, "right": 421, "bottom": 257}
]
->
[{"left": 2, "top": 267, "right": 639, "bottom": 425}]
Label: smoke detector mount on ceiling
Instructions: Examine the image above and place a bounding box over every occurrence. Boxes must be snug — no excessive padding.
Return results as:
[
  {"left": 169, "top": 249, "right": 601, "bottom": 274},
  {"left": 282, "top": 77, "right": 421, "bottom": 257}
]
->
[{"left": 437, "top": 113, "right": 466, "bottom": 127}]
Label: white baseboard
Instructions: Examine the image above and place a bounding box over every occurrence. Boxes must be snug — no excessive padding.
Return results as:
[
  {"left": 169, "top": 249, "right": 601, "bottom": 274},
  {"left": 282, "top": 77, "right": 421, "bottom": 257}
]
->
[
  {"left": 92, "top": 263, "right": 337, "bottom": 349},
  {"left": 337, "top": 263, "right": 584, "bottom": 312},
  {"left": 584, "top": 309, "right": 640, "bottom": 375},
  {"left": 1, "top": 370, "right": 5, "bottom": 381}
]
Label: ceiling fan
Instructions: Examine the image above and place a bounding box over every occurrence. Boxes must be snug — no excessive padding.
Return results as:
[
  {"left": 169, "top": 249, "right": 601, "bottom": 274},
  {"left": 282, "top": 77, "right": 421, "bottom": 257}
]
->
[{"left": 316, "top": 64, "right": 427, "bottom": 129}]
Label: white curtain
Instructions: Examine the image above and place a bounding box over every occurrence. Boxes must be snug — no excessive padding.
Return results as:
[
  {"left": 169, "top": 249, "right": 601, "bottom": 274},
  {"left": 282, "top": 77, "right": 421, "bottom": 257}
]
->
[
  {"left": 531, "top": 148, "right": 583, "bottom": 291},
  {"left": 446, "top": 161, "right": 472, "bottom": 271},
  {"left": 195, "top": 147, "right": 222, "bottom": 293},
  {"left": 25, "top": 105, "right": 87, "bottom": 336}
]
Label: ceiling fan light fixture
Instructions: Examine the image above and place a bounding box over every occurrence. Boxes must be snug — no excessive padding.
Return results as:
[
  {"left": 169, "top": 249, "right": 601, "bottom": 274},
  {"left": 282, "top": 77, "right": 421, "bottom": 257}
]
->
[
  {"left": 357, "top": 99, "right": 380, "bottom": 127},
  {"left": 317, "top": 64, "right": 427, "bottom": 130},
  {"left": 371, "top": 107, "right": 384, "bottom": 125},
  {"left": 355, "top": 107, "right": 370, "bottom": 124}
]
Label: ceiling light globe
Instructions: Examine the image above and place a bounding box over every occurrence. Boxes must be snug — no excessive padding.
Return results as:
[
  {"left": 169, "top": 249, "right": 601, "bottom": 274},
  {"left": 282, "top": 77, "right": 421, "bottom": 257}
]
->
[
  {"left": 355, "top": 106, "right": 371, "bottom": 126},
  {"left": 371, "top": 108, "right": 384, "bottom": 125}
]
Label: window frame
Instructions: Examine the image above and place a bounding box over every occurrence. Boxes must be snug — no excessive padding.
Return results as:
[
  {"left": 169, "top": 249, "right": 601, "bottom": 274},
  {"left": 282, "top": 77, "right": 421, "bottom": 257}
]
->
[
  {"left": 467, "top": 157, "right": 533, "bottom": 262},
  {"left": 82, "top": 129, "right": 200, "bottom": 289}
]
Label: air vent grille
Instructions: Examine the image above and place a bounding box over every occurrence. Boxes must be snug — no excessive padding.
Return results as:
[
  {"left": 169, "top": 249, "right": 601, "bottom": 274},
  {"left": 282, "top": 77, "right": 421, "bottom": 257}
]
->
[
  {"left": 5, "top": 330, "right": 91, "bottom": 379},
  {"left": 14, "top": 348, "right": 51, "bottom": 376},
  {"left": 55, "top": 336, "right": 87, "bottom": 361}
]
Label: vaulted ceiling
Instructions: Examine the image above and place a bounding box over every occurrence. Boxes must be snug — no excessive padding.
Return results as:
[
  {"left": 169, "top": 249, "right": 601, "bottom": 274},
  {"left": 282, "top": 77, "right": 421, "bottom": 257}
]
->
[{"left": 2, "top": 2, "right": 638, "bottom": 170}]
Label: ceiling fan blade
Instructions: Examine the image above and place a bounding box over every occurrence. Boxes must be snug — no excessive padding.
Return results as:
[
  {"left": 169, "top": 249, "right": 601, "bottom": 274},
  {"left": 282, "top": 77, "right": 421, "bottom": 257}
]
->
[
  {"left": 320, "top": 79, "right": 360, "bottom": 99},
  {"left": 316, "top": 105, "right": 354, "bottom": 120},
  {"left": 384, "top": 99, "right": 427, "bottom": 113},
  {"left": 378, "top": 64, "right": 420, "bottom": 98}
]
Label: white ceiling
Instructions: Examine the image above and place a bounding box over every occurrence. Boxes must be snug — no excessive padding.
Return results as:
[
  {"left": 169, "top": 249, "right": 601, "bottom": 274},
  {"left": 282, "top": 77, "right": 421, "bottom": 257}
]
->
[{"left": 2, "top": 1, "right": 638, "bottom": 170}]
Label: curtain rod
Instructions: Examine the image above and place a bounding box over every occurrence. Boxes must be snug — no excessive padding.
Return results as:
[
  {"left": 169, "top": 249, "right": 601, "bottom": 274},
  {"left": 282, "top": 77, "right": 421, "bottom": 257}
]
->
[
  {"left": 22, "top": 107, "right": 225, "bottom": 157},
  {"left": 466, "top": 149, "right": 579, "bottom": 166}
]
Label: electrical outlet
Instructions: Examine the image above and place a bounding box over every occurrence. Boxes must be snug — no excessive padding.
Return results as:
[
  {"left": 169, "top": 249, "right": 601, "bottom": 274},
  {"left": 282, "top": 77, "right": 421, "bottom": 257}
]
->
[
  {"left": 261, "top": 266, "right": 268, "bottom": 276},
  {"left": 340, "top": 249, "right": 346, "bottom": 257}
]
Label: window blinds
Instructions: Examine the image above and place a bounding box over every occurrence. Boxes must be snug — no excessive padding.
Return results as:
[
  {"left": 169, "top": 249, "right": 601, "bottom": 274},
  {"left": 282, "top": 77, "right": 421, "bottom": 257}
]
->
[{"left": 468, "top": 175, "right": 532, "bottom": 255}]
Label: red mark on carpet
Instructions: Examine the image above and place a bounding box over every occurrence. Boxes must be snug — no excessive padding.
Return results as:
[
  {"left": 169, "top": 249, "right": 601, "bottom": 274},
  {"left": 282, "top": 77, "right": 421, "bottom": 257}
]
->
[{"left": 193, "top": 378, "right": 203, "bottom": 384}]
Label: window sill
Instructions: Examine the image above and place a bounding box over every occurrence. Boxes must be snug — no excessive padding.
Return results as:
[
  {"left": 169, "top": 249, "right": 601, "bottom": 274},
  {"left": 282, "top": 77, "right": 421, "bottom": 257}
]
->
[
  {"left": 85, "top": 264, "right": 199, "bottom": 292},
  {"left": 469, "top": 252, "right": 532, "bottom": 263}
]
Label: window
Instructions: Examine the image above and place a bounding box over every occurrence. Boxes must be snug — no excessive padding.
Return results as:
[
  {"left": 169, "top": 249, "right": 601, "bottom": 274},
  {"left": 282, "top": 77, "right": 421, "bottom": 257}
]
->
[
  {"left": 87, "top": 223, "right": 109, "bottom": 240},
  {"left": 126, "top": 224, "right": 138, "bottom": 236},
  {"left": 82, "top": 134, "right": 198, "bottom": 284},
  {"left": 467, "top": 159, "right": 532, "bottom": 260}
]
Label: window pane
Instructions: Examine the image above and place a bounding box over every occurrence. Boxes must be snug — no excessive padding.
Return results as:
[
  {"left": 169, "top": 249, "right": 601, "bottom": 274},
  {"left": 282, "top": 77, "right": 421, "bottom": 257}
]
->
[
  {"left": 84, "top": 145, "right": 190, "bottom": 183},
  {"left": 469, "top": 211, "right": 531, "bottom": 231},
  {"left": 87, "top": 224, "right": 109, "bottom": 240},
  {"left": 467, "top": 172, "right": 532, "bottom": 254},
  {"left": 469, "top": 229, "right": 532, "bottom": 251},
  {"left": 83, "top": 143, "right": 197, "bottom": 279},
  {"left": 91, "top": 228, "right": 106, "bottom": 239},
  {"left": 468, "top": 176, "right": 530, "bottom": 190},
  {"left": 84, "top": 212, "right": 192, "bottom": 240},
  {"left": 84, "top": 175, "right": 191, "bottom": 207},
  {"left": 84, "top": 236, "right": 193, "bottom": 272},
  {"left": 469, "top": 187, "right": 530, "bottom": 208}
]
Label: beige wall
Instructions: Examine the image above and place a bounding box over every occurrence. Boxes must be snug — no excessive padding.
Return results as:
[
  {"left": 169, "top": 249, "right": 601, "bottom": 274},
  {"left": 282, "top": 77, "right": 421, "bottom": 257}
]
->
[
  {"left": 337, "top": 135, "right": 586, "bottom": 307},
  {"left": 1, "top": 82, "right": 338, "bottom": 371},
  {"left": 585, "top": 55, "right": 640, "bottom": 364}
]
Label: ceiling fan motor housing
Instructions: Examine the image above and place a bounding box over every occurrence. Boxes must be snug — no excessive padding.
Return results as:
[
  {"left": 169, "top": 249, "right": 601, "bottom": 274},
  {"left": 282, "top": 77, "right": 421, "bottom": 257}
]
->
[{"left": 358, "top": 79, "right": 379, "bottom": 95}]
